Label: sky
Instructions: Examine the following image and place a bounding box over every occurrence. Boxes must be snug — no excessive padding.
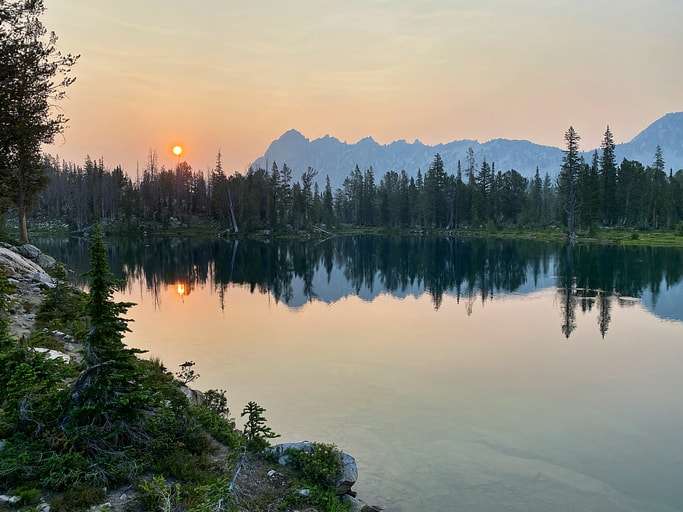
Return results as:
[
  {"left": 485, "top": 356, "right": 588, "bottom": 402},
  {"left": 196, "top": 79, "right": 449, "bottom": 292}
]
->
[{"left": 45, "top": 0, "right": 683, "bottom": 173}]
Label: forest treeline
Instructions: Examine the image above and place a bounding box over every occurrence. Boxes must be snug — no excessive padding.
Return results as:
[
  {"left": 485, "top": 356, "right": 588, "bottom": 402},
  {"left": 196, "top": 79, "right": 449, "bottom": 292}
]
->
[{"left": 30, "top": 127, "right": 683, "bottom": 236}]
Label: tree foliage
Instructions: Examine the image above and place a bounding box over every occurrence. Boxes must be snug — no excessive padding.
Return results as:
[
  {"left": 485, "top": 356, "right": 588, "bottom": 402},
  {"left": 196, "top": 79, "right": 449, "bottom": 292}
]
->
[{"left": 0, "top": 0, "right": 78, "bottom": 242}]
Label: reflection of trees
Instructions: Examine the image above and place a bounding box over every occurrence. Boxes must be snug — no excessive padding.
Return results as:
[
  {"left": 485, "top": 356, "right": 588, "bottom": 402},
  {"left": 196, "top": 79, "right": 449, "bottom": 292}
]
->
[{"left": 35, "top": 235, "right": 683, "bottom": 339}]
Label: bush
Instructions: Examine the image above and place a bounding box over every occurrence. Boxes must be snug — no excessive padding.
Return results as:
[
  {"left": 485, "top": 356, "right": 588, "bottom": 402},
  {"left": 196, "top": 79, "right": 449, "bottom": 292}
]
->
[
  {"left": 676, "top": 222, "right": 683, "bottom": 236},
  {"left": 51, "top": 485, "right": 106, "bottom": 512},
  {"left": 12, "top": 486, "right": 41, "bottom": 505},
  {"left": 137, "top": 476, "right": 182, "bottom": 512},
  {"left": 630, "top": 231, "right": 640, "bottom": 240},
  {"left": 204, "top": 389, "right": 229, "bottom": 416},
  {"left": 191, "top": 404, "right": 241, "bottom": 449},
  {"left": 288, "top": 443, "right": 342, "bottom": 487},
  {"left": 280, "top": 485, "right": 349, "bottom": 512}
]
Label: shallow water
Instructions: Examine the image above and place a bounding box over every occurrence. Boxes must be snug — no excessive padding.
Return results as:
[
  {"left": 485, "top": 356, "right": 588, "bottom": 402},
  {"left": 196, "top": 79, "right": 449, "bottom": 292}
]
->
[{"left": 36, "top": 236, "right": 683, "bottom": 511}]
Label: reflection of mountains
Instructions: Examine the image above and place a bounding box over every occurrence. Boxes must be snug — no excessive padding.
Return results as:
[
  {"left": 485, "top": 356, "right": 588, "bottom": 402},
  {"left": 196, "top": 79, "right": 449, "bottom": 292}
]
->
[{"left": 34, "top": 236, "right": 683, "bottom": 336}]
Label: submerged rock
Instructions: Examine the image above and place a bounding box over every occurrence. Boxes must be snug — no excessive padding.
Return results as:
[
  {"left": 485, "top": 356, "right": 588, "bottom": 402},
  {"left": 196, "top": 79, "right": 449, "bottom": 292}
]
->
[
  {"left": 268, "top": 441, "right": 358, "bottom": 495},
  {"left": 341, "top": 495, "right": 384, "bottom": 512}
]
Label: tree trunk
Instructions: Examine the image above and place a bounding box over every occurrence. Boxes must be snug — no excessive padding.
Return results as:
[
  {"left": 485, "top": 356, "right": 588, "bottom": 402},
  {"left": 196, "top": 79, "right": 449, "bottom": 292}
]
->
[
  {"left": 227, "top": 188, "right": 239, "bottom": 233},
  {"left": 19, "top": 203, "right": 29, "bottom": 244}
]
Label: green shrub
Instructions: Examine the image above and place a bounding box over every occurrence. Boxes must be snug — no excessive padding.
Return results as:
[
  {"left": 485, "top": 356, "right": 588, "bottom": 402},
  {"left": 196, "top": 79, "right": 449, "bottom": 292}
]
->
[
  {"left": 191, "top": 404, "right": 241, "bottom": 448},
  {"left": 287, "top": 443, "right": 342, "bottom": 487},
  {"left": 280, "top": 485, "right": 349, "bottom": 512},
  {"left": 12, "top": 486, "right": 41, "bottom": 505},
  {"left": 51, "top": 485, "right": 106, "bottom": 512},
  {"left": 35, "top": 279, "right": 89, "bottom": 340},
  {"left": 137, "top": 476, "right": 182, "bottom": 512},
  {"left": 185, "top": 477, "right": 233, "bottom": 512},
  {"left": 630, "top": 231, "right": 640, "bottom": 240},
  {"left": 676, "top": 222, "right": 683, "bottom": 236},
  {"left": 203, "top": 389, "right": 229, "bottom": 416}
]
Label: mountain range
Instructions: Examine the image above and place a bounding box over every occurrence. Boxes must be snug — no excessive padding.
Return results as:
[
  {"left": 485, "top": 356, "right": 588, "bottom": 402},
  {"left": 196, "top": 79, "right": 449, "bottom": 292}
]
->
[{"left": 252, "top": 112, "right": 683, "bottom": 187}]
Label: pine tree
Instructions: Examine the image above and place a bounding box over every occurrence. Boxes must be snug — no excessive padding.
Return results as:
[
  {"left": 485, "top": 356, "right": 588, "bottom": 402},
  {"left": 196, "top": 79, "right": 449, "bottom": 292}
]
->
[
  {"left": 0, "top": 0, "right": 78, "bottom": 242},
  {"left": 559, "top": 127, "right": 581, "bottom": 242},
  {"left": 600, "top": 126, "right": 617, "bottom": 225},
  {"left": 279, "top": 163, "right": 293, "bottom": 226},
  {"left": 530, "top": 167, "right": 543, "bottom": 221},
  {"left": 322, "top": 175, "right": 335, "bottom": 226},
  {"left": 241, "top": 401, "right": 279, "bottom": 451},
  {"left": 67, "top": 225, "right": 147, "bottom": 448},
  {"left": 270, "top": 162, "right": 281, "bottom": 226}
]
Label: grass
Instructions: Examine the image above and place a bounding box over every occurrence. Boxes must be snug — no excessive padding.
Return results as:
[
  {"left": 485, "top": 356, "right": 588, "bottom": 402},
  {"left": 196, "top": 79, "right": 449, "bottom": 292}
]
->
[{"left": 325, "top": 225, "right": 683, "bottom": 247}]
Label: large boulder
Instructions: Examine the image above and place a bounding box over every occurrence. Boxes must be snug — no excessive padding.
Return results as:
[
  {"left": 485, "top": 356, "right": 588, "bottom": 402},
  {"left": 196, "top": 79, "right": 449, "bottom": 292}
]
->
[
  {"left": 0, "top": 247, "right": 45, "bottom": 276},
  {"left": 268, "top": 441, "right": 358, "bottom": 495},
  {"left": 14, "top": 243, "right": 42, "bottom": 260},
  {"left": 37, "top": 253, "right": 57, "bottom": 271},
  {"left": 0, "top": 247, "right": 55, "bottom": 287}
]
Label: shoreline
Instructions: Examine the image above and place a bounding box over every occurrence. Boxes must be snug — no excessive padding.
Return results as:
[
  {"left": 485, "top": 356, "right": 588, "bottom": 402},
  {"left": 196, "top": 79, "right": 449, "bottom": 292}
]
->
[{"left": 8, "top": 221, "right": 683, "bottom": 248}]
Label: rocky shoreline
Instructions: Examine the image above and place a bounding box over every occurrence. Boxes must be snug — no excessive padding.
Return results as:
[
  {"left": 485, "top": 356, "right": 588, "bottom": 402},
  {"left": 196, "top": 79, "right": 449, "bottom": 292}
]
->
[{"left": 0, "top": 241, "right": 382, "bottom": 512}]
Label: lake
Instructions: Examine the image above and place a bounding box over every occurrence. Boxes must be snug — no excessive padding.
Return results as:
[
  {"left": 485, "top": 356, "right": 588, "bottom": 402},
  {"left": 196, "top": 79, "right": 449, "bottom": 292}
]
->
[{"left": 35, "top": 236, "right": 683, "bottom": 512}]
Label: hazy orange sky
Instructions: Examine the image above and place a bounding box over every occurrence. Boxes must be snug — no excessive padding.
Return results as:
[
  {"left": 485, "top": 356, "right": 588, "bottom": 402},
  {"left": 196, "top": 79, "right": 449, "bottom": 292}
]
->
[{"left": 46, "top": 0, "right": 683, "bottom": 173}]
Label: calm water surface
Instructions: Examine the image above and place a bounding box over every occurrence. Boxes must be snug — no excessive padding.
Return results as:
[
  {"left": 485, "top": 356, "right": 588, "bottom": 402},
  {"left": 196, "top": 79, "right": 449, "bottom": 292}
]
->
[{"left": 37, "top": 236, "right": 683, "bottom": 512}]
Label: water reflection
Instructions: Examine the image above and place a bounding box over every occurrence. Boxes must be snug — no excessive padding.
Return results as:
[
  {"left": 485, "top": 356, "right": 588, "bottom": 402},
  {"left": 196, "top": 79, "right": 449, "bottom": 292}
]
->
[{"left": 35, "top": 236, "right": 683, "bottom": 338}]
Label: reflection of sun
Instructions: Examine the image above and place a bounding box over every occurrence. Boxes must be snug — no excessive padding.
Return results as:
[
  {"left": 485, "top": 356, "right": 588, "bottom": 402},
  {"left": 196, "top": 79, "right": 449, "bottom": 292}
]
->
[
  {"left": 176, "top": 283, "right": 186, "bottom": 296},
  {"left": 172, "top": 145, "right": 183, "bottom": 157}
]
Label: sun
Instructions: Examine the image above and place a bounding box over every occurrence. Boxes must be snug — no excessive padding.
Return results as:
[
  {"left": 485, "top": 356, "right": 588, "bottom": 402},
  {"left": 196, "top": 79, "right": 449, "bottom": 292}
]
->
[{"left": 172, "top": 145, "right": 183, "bottom": 157}]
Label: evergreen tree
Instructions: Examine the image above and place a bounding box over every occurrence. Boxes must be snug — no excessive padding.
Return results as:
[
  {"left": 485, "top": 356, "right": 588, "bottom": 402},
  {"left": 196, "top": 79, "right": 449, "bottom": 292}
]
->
[
  {"left": 322, "top": 175, "right": 335, "bottom": 226},
  {"left": 600, "top": 126, "right": 617, "bottom": 225},
  {"left": 67, "top": 226, "right": 148, "bottom": 452},
  {"left": 559, "top": 127, "right": 581, "bottom": 241},
  {"left": 241, "top": 401, "right": 279, "bottom": 451},
  {"left": 0, "top": 0, "right": 78, "bottom": 242},
  {"left": 578, "top": 152, "right": 600, "bottom": 230},
  {"left": 529, "top": 167, "right": 543, "bottom": 222}
]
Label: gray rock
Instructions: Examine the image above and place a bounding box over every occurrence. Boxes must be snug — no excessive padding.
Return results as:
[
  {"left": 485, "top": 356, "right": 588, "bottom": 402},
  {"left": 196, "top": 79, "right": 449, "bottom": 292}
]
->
[
  {"left": 0, "top": 247, "right": 45, "bottom": 277},
  {"left": 0, "top": 242, "right": 12, "bottom": 249},
  {"left": 179, "top": 385, "right": 205, "bottom": 405},
  {"left": 30, "top": 271, "right": 56, "bottom": 288},
  {"left": 37, "top": 253, "right": 57, "bottom": 270},
  {"left": 16, "top": 243, "right": 42, "bottom": 259},
  {"left": 0, "top": 439, "right": 6, "bottom": 451},
  {"left": 33, "top": 347, "right": 71, "bottom": 363},
  {"left": 0, "top": 495, "right": 22, "bottom": 505},
  {"left": 341, "top": 496, "right": 383, "bottom": 512},
  {"left": 37, "top": 502, "right": 51, "bottom": 512},
  {"left": 88, "top": 502, "right": 112, "bottom": 512},
  {"left": 297, "top": 488, "right": 311, "bottom": 497},
  {"left": 268, "top": 441, "right": 358, "bottom": 495},
  {"left": 341, "top": 495, "right": 365, "bottom": 512},
  {"left": 338, "top": 451, "right": 359, "bottom": 495}
]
